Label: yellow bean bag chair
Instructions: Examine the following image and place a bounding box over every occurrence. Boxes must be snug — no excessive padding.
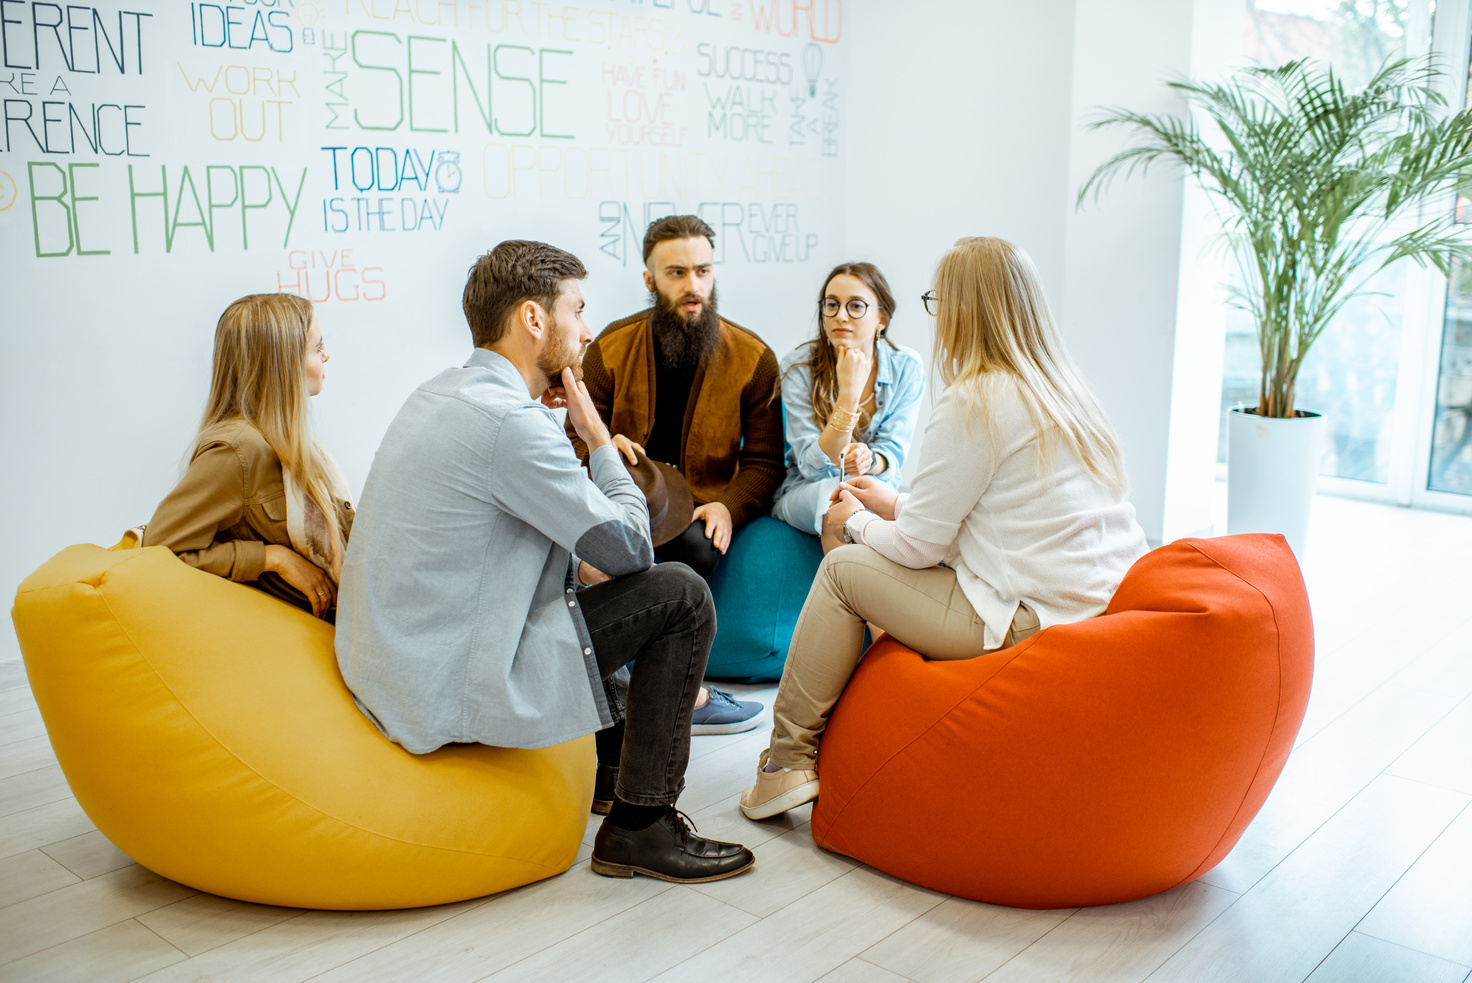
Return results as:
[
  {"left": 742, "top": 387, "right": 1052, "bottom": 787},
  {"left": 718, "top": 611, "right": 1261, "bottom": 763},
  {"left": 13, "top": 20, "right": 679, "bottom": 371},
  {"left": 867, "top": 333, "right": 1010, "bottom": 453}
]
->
[{"left": 10, "top": 539, "right": 593, "bottom": 910}]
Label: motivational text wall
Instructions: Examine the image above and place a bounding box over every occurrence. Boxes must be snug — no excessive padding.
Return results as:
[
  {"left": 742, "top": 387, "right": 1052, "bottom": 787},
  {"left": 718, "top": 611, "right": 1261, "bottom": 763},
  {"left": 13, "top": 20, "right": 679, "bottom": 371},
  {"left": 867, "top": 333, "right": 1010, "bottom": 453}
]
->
[{"left": 0, "top": 0, "right": 851, "bottom": 624}]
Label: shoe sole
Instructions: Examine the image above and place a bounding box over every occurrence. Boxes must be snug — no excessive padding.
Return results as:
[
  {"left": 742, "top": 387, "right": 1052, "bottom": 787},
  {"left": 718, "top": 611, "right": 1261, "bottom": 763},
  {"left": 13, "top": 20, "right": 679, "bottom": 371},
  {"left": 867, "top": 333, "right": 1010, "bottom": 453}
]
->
[
  {"left": 591, "top": 798, "right": 612, "bottom": 815},
  {"left": 691, "top": 715, "right": 764, "bottom": 736},
  {"left": 590, "top": 856, "right": 755, "bottom": 883},
  {"left": 739, "top": 779, "right": 819, "bottom": 820}
]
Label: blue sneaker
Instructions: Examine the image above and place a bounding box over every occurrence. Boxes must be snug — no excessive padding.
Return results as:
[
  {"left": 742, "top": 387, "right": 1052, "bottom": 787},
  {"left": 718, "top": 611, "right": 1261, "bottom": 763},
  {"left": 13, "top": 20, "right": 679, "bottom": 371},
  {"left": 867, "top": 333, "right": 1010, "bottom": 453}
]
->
[{"left": 691, "top": 686, "right": 764, "bottom": 735}]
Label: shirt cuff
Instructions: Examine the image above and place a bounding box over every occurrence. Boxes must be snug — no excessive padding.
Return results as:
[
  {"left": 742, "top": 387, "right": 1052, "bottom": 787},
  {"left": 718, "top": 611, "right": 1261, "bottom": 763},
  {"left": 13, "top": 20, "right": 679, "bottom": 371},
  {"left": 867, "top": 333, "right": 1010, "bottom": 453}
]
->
[
  {"left": 588, "top": 443, "right": 628, "bottom": 485},
  {"left": 232, "top": 539, "right": 267, "bottom": 582},
  {"left": 893, "top": 493, "right": 910, "bottom": 521},
  {"left": 846, "top": 510, "right": 881, "bottom": 545}
]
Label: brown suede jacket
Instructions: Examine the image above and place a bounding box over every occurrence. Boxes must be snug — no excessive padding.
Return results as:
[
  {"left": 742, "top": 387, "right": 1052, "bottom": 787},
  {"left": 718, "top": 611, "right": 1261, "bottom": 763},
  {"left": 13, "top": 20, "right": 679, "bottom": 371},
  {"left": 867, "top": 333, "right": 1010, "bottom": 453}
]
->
[{"left": 569, "top": 308, "right": 785, "bottom": 528}]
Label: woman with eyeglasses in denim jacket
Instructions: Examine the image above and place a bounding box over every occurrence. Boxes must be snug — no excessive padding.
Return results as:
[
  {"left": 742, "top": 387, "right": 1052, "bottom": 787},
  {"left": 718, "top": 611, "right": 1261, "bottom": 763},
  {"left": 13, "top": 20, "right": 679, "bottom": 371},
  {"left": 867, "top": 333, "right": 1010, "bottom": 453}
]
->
[{"left": 771, "top": 262, "right": 925, "bottom": 540}]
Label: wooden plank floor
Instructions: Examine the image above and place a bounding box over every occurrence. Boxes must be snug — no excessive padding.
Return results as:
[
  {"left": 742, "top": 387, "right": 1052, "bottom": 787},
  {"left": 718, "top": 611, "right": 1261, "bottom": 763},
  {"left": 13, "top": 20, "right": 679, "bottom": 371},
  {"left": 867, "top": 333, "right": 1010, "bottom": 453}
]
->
[{"left": 3, "top": 492, "right": 1471, "bottom": 982}]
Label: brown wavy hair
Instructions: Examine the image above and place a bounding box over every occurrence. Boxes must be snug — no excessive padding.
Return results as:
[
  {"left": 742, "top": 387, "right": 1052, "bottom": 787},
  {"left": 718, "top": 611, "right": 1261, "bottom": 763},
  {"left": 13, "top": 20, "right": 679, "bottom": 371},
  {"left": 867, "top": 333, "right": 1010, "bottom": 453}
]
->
[
  {"left": 784, "top": 262, "right": 898, "bottom": 433},
  {"left": 463, "top": 240, "right": 587, "bottom": 347},
  {"left": 642, "top": 214, "right": 715, "bottom": 264}
]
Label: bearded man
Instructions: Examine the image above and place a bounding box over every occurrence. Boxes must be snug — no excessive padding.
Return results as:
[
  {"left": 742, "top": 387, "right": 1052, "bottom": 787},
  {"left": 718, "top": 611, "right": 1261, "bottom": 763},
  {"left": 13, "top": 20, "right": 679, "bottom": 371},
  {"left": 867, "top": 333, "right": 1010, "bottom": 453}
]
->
[
  {"left": 570, "top": 215, "right": 785, "bottom": 576},
  {"left": 569, "top": 216, "right": 783, "bottom": 737},
  {"left": 338, "top": 239, "right": 754, "bottom": 884}
]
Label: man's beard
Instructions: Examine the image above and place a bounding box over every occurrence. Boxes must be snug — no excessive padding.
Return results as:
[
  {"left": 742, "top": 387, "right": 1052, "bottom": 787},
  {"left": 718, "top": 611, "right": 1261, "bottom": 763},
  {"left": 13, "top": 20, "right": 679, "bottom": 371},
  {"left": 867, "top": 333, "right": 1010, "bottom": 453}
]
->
[
  {"left": 650, "top": 284, "right": 720, "bottom": 371},
  {"left": 537, "top": 313, "right": 583, "bottom": 382}
]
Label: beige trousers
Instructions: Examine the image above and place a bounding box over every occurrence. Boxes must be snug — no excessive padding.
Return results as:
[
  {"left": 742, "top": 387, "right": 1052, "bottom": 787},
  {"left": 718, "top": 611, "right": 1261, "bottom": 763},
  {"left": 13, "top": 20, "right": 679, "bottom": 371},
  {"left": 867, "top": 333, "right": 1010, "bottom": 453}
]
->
[{"left": 769, "top": 545, "right": 1040, "bottom": 770}]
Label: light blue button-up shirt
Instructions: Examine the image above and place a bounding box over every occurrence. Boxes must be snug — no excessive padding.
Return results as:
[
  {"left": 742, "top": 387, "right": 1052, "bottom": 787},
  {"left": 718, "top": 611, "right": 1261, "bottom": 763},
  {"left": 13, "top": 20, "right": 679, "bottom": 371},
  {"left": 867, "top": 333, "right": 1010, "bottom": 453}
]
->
[
  {"left": 774, "top": 340, "right": 926, "bottom": 500},
  {"left": 336, "top": 349, "right": 653, "bottom": 753}
]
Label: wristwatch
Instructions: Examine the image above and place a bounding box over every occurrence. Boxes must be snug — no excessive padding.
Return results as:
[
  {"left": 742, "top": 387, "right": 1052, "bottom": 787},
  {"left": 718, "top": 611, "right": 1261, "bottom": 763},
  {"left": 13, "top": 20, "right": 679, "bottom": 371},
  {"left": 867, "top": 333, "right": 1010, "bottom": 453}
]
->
[{"left": 841, "top": 508, "right": 871, "bottom": 545}]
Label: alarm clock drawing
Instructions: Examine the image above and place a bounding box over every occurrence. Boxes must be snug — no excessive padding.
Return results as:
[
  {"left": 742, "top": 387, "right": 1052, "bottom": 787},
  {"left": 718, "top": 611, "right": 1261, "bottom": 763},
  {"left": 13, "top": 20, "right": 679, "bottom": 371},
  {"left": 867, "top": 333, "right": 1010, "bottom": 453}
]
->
[{"left": 435, "top": 152, "right": 463, "bottom": 194}]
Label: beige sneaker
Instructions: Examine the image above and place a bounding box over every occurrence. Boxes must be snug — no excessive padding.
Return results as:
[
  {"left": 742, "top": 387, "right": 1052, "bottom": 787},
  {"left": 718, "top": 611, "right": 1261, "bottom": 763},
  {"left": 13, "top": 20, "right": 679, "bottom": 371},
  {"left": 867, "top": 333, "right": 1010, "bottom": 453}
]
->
[{"left": 739, "top": 749, "right": 819, "bottom": 820}]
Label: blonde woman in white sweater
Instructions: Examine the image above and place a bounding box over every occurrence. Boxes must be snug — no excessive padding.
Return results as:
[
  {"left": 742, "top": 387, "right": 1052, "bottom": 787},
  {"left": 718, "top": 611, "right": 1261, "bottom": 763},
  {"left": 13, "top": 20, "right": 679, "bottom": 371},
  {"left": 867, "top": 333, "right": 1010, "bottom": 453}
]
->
[{"left": 741, "top": 237, "right": 1149, "bottom": 819}]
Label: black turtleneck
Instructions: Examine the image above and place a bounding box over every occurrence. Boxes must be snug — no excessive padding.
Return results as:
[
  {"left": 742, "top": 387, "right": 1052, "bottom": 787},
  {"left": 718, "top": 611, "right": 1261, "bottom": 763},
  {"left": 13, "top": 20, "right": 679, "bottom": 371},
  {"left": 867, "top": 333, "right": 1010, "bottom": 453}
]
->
[{"left": 645, "top": 338, "right": 697, "bottom": 468}]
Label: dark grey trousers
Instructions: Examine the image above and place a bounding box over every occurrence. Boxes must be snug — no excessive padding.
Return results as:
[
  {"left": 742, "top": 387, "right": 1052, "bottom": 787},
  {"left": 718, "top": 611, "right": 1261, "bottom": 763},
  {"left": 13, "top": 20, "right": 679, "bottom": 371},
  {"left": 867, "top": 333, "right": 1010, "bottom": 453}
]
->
[
  {"left": 653, "top": 521, "right": 724, "bottom": 579},
  {"left": 579, "top": 562, "right": 714, "bottom": 807}
]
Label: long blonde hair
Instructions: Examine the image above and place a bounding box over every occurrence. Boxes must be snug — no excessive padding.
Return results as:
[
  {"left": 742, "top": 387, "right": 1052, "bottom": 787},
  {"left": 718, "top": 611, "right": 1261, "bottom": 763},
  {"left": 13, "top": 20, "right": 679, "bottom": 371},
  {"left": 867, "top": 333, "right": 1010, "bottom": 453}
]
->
[
  {"left": 932, "top": 237, "right": 1129, "bottom": 497},
  {"left": 197, "top": 293, "right": 346, "bottom": 543}
]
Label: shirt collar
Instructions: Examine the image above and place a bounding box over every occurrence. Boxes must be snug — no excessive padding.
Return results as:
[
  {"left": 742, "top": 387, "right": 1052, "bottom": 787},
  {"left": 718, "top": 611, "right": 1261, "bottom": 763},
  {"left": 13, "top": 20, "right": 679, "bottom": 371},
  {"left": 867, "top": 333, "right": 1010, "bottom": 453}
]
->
[
  {"left": 465, "top": 348, "right": 531, "bottom": 390},
  {"left": 466, "top": 346, "right": 508, "bottom": 369}
]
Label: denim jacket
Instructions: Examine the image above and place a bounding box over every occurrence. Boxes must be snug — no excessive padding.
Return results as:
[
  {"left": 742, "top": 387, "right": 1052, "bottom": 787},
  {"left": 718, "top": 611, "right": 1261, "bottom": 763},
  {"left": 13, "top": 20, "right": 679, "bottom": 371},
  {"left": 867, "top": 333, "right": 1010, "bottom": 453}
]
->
[
  {"left": 774, "top": 340, "right": 926, "bottom": 499},
  {"left": 337, "top": 350, "right": 652, "bottom": 753}
]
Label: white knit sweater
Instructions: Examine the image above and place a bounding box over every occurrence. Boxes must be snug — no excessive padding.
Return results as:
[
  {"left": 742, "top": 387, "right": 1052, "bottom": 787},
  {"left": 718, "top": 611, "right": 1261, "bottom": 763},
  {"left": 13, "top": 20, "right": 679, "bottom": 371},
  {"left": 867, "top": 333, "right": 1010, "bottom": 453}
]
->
[{"left": 850, "top": 374, "right": 1149, "bottom": 649}]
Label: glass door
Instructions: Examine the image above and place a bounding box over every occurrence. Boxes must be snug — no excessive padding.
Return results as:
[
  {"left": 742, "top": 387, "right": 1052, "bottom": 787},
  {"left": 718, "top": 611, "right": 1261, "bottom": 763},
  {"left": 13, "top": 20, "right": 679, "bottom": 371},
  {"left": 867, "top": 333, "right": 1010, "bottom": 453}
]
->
[
  {"left": 1427, "top": 257, "right": 1472, "bottom": 495},
  {"left": 1414, "top": 0, "right": 1472, "bottom": 510}
]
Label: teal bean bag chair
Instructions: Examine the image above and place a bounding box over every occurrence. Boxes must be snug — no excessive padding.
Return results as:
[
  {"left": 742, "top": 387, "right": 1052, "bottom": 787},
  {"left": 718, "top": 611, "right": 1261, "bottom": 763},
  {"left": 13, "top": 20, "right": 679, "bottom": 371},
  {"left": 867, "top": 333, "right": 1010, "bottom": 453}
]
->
[{"left": 705, "top": 516, "right": 825, "bottom": 681}]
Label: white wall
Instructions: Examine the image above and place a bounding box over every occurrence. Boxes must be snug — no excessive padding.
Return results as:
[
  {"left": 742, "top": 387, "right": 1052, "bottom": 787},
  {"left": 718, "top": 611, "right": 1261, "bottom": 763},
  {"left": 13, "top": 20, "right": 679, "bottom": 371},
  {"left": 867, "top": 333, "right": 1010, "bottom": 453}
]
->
[
  {"left": 843, "top": 0, "right": 1076, "bottom": 360},
  {"left": 847, "top": 0, "right": 1239, "bottom": 545},
  {"left": 0, "top": 0, "right": 851, "bottom": 663},
  {"left": 2, "top": 0, "right": 1243, "bottom": 665},
  {"left": 1062, "top": 0, "right": 1239, "bottom": 544}
]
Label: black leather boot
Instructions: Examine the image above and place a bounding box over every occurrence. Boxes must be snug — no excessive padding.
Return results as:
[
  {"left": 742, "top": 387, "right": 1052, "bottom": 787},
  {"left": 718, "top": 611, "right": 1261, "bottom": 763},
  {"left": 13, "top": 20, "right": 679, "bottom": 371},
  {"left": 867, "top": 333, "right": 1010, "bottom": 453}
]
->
[
  {"left": 592, "top": 764, "right": 618, "bottom": 815},
  {"left": 592, "top": 809, "right": 755, "bottom": 883}
]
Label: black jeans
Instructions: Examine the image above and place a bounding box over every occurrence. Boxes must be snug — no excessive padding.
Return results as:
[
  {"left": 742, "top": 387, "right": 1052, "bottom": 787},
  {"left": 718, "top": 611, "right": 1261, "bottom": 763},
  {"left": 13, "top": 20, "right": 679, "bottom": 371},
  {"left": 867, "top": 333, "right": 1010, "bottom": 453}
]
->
[
  {"left": 653, "top": 520, "right": 723, "bottom": 579},
  {"left": 579, "top": 562, "right": 714, "bottom": 807}
]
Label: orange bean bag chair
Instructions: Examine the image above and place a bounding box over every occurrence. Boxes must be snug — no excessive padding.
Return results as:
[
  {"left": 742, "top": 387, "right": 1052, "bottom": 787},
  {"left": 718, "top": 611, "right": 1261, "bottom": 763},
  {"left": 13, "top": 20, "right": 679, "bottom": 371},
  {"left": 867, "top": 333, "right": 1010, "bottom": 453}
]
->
[
  {"left": 810, "top": 533, "right": 1312, "bottom": 909},
  {"left": 10, "top": 540, "right": 593, "bottom": 910}
]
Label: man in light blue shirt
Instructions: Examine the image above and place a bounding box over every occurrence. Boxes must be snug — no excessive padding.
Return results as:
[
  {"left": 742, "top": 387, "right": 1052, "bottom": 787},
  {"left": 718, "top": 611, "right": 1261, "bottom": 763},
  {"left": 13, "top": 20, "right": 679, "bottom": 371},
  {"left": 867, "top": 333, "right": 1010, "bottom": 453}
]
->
[{"left": 337, "top": 239, "right": 754, "bottom": 884}]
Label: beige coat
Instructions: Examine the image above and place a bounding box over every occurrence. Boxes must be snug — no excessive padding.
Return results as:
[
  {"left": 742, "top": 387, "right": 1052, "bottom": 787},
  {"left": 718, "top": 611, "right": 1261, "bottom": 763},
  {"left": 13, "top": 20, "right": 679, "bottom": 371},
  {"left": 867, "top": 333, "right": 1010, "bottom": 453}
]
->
[{"left": 144, "top": 419, "right": 354, "bottom": 582}]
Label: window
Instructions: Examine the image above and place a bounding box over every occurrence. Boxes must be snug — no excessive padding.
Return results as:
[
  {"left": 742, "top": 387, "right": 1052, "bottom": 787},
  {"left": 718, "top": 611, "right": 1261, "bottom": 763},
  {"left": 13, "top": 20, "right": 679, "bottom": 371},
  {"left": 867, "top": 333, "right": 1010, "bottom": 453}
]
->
[
  {"left": 1219, "top": 0, "right": 1472, "bottom": 514},
  {"left": 1220, "top": 0, "right": 1422, "bottom": 486}
]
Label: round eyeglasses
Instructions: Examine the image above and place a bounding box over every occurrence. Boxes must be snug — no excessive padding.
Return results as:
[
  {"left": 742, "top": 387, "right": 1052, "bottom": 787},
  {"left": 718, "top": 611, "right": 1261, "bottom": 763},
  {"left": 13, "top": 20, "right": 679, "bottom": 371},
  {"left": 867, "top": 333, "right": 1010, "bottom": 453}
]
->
[
  {"left": 921, "top": 291, "right": 941, "bottom": 316},
  {"left": 821, "top": 298, "right": 870, "bottom": 319}
]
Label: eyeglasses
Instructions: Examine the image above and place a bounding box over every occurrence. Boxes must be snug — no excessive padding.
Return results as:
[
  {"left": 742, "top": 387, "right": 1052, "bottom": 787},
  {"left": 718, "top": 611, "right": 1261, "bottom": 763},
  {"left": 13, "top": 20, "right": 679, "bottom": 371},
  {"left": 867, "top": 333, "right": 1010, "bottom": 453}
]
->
[
  {"left": 821, "top": 298, "right": 870, "bottom": 319},
  {"left": 921, "top": 291, "right": 941, "bottom": 316}
]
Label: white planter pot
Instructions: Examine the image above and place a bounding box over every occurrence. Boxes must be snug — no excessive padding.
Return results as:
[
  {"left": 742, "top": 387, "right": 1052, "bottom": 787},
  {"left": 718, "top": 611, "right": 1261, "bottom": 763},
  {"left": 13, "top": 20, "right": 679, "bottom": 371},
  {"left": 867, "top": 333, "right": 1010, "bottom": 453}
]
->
[{"left": 1226, "top": 408, "right": 1327, "bottom": 557}]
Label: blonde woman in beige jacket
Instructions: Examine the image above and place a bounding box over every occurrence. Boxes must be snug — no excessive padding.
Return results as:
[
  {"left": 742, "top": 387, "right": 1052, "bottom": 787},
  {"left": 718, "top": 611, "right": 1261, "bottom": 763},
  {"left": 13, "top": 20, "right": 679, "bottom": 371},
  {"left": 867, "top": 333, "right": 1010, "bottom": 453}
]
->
[{"left": 145, "top": 294, "right": 353, "bottom": 619}]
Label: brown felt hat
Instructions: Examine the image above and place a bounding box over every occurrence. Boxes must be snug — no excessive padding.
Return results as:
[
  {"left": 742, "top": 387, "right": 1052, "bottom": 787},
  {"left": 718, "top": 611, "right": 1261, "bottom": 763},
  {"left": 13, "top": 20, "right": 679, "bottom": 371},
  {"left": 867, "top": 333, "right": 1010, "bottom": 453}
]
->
[{"left": 623, "top": 450, "right": 694, "bottom": 548}]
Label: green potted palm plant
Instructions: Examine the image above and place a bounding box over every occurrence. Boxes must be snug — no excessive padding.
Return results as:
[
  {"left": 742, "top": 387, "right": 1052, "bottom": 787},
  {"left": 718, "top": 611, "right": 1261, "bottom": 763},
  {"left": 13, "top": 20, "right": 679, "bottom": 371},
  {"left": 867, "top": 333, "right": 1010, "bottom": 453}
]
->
[{"left": 1079, "top": 57, "right": 1472, "bottom": 555}]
